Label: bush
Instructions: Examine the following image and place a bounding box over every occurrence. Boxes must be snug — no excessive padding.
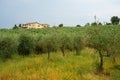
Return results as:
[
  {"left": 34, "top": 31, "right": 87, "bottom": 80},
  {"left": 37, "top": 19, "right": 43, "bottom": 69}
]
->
[
  {"left": 0, "top": 38, "right": 15, "bottom": 61},
  {"left": 76, "top": 25, "right": 81, "bottom": 27},
  {"left": 91, "top": 22, "right": 97, "bottom": 26},
  {"left": 59, "top": 24, "right": 63, "bottom": 27},
  {"left": 18, "top": 34, "right": 34, "bottom": 56},
  {"left": 13, "top": 24, "right": 19, "bottom": 29}
]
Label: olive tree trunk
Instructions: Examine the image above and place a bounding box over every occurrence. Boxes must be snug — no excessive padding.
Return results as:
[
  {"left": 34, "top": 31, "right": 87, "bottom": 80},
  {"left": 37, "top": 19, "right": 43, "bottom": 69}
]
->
[
  {"left": 98, "top": 51, "right": 104, "bottom": 72},
  {"left": 61, "top": 48, "right": 65, "bottom": 57},
  {"left": 75, "top": 48, "right": 80, "bottom": 55}
]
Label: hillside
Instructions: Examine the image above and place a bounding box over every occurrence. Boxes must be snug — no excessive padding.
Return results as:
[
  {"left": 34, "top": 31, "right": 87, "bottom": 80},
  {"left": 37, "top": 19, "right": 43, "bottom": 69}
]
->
[
  {"left": 0, "top": 48, "right": 120, "bottom": 80},
  {"left": 0, "top": 26, "right": 120, "bottom": 80}
]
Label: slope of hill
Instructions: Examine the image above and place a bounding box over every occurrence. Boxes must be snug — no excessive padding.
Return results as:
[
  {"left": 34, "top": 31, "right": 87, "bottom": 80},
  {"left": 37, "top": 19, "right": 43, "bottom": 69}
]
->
[{"left": 0, "top": 48, "right": 119, "bottom": 80}]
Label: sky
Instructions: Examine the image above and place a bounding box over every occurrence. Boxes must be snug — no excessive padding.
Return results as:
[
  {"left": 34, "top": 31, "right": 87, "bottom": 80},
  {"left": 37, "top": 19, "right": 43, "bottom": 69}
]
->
[{"left": 0, "top": 0, "right": 120, "bottom": 28}]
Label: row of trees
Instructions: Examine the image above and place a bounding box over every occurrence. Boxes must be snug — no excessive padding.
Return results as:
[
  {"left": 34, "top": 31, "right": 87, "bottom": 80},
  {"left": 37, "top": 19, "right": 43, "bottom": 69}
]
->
[
  {"left": 85, "top": 16, "right": 120, "bottom": 27},
  {"left": 0, "top": 28, "right": 84, "bottom": 60},
  {"left": 0, "top": 26, "right": 120, "bottom": 72},
  {"left": 56, "top": 16, "right": 120, "bottom": 27},
  {"left": 18, "top": 33, "right": 84, "bottom": 59},
  {"left": 13, "top": 16, "right": 120, "bottom": 29}
]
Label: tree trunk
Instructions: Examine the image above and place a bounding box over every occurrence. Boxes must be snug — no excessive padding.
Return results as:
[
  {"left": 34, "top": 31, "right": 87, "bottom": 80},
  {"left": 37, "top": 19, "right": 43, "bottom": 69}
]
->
[
  {"left": 98, "top": 51, "right": 104, "bottom": 72},
  {"left": 106, "top": 51, "right": 110, "bottom": 57},
  {"left": 61, "top": 46, "right": 65, "bottom": 57},
  {"left": 61, "top": 48, "right": 65, "bottom": 57}
]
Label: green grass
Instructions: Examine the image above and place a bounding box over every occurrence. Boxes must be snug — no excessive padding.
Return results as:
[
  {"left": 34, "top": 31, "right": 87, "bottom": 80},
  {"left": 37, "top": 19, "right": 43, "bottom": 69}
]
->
[{"left": 0, "top": 48, "right": 120, "bottom": 80}]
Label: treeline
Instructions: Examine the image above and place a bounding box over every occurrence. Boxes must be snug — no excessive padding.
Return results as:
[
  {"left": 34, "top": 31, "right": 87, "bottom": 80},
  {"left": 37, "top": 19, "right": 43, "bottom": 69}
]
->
[
  {"left": 0, "top": 25, "right": 120, "bottom": 72},
  {"left": 13, "top": 16, "right": 120, "bottom": 29},
  {"left": 0, "top": 27, "right": 84, "bottom": 60}
]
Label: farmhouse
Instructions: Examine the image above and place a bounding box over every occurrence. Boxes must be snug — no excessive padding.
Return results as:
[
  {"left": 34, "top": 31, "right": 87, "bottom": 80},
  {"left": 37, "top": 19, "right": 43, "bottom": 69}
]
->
[{"left": 21, "top": 22, "right": 49, "bottom": 29}]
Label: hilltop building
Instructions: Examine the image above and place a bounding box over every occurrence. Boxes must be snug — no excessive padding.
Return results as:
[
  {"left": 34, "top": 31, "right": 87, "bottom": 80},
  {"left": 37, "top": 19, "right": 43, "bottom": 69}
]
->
[{"left": 21, "top": 22, "right": 49, "bottom": 29}]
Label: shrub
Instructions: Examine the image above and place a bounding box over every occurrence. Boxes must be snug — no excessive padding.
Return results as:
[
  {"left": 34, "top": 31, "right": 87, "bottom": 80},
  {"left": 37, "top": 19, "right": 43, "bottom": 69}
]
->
[
  {"left": 0, "top": 37, "right": 15, "bottom": 61},
  {"left": 13, "top": 24, "right": 19, "bottom": 29},
  {"left": 18, "top": 34, "right": 34, "bottom": 56},
  {"left": 91, "top": 22, "right": 97, "bottom": 26},
  {"left": 59, "top": 24, "right": 63, "bottom": 27},
  {"left": 76, "top": 25, "right": 81, "bottom": 27}
]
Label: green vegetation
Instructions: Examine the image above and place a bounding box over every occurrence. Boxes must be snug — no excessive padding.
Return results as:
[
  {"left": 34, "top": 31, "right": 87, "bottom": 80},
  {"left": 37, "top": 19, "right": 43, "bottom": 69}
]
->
[
  {"left": 18, "top": 34, "right": 34, "bottom": 56},
  {"left": 0, "top": 25, "right": 120, "bottom": 80},
  {"left": 111, "top": 16, "right": 120, "bottom": 25},
  {"left": 0, "top": 37, "right": 15, "bottom": 61},
  {"left": 59, "top": 24, "right": 64, "bottom": 27},
  {"left": 86, "top": 26, "right": 120, "bottom": 72},
  {"left": 0, "top": 48, "right": 120, "bottom": 80},
  {"left": 13, "top": 24, "right": 19, "bottom": 29},
  {"left": 76, "top": 25, "right": 81, "bottom": 27}
]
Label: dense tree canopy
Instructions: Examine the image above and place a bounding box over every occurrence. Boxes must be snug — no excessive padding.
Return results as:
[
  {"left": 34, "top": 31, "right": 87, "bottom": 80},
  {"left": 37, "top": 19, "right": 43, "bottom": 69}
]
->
[
  {"left": 0, "top": 26, "right": 120, "bottom": 73},
  {"left": 59, "top": 24, "right": 63, "bottom": 27},
  {"left": 111, "top": 16, "right": 120, "bottom": 25}
]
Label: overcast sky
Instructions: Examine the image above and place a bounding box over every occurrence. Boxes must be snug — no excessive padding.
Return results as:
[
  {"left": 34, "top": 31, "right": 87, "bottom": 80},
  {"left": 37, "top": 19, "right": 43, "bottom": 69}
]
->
[{"left": 0, "top": 0, "right": 120, "bottom": 28}]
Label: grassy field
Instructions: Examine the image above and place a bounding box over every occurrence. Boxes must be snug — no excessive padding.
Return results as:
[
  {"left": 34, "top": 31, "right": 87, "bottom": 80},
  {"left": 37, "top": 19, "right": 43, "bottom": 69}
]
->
[{"left": 0, "top": 48, "right": 120, "bottom": 80}]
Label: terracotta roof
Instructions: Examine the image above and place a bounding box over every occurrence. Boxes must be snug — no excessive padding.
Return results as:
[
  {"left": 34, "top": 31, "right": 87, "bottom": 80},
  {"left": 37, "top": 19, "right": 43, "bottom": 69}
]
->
[{"left": 25, "top": 22, "right": 40, "bottom": 25}]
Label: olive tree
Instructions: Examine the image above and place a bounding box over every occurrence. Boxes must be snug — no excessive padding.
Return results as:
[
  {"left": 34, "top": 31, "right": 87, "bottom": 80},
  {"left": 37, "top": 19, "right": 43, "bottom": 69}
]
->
[
  {"left": 73, "top": 36, "right": 84, "bottom": 55},
  {"left": 41, "top": 34, "right": 58, "bottom": 59},
  {"left": 86, "top": 27, "right": 110, "bottom": 72},
  {"left": 0, "top": 37, "right": 15, "bottom": 61},
  {"left": 35, "top": 36, "right": 44, "bottom": 54},
  {"left": 107, "top": 27, "right": 120, "bottom": 63},
  {"left": 18, "top": 34, "right": 34, "bottom": 56},
  {"left": 60, "top": 33, "right": 73, "bottom": 56}
]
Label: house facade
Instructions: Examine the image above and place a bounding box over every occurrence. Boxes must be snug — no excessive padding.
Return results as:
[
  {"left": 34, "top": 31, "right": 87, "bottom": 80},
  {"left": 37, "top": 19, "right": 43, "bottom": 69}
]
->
[{"left": 21, "top": 22, "right": 49, "bottom": 29}]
